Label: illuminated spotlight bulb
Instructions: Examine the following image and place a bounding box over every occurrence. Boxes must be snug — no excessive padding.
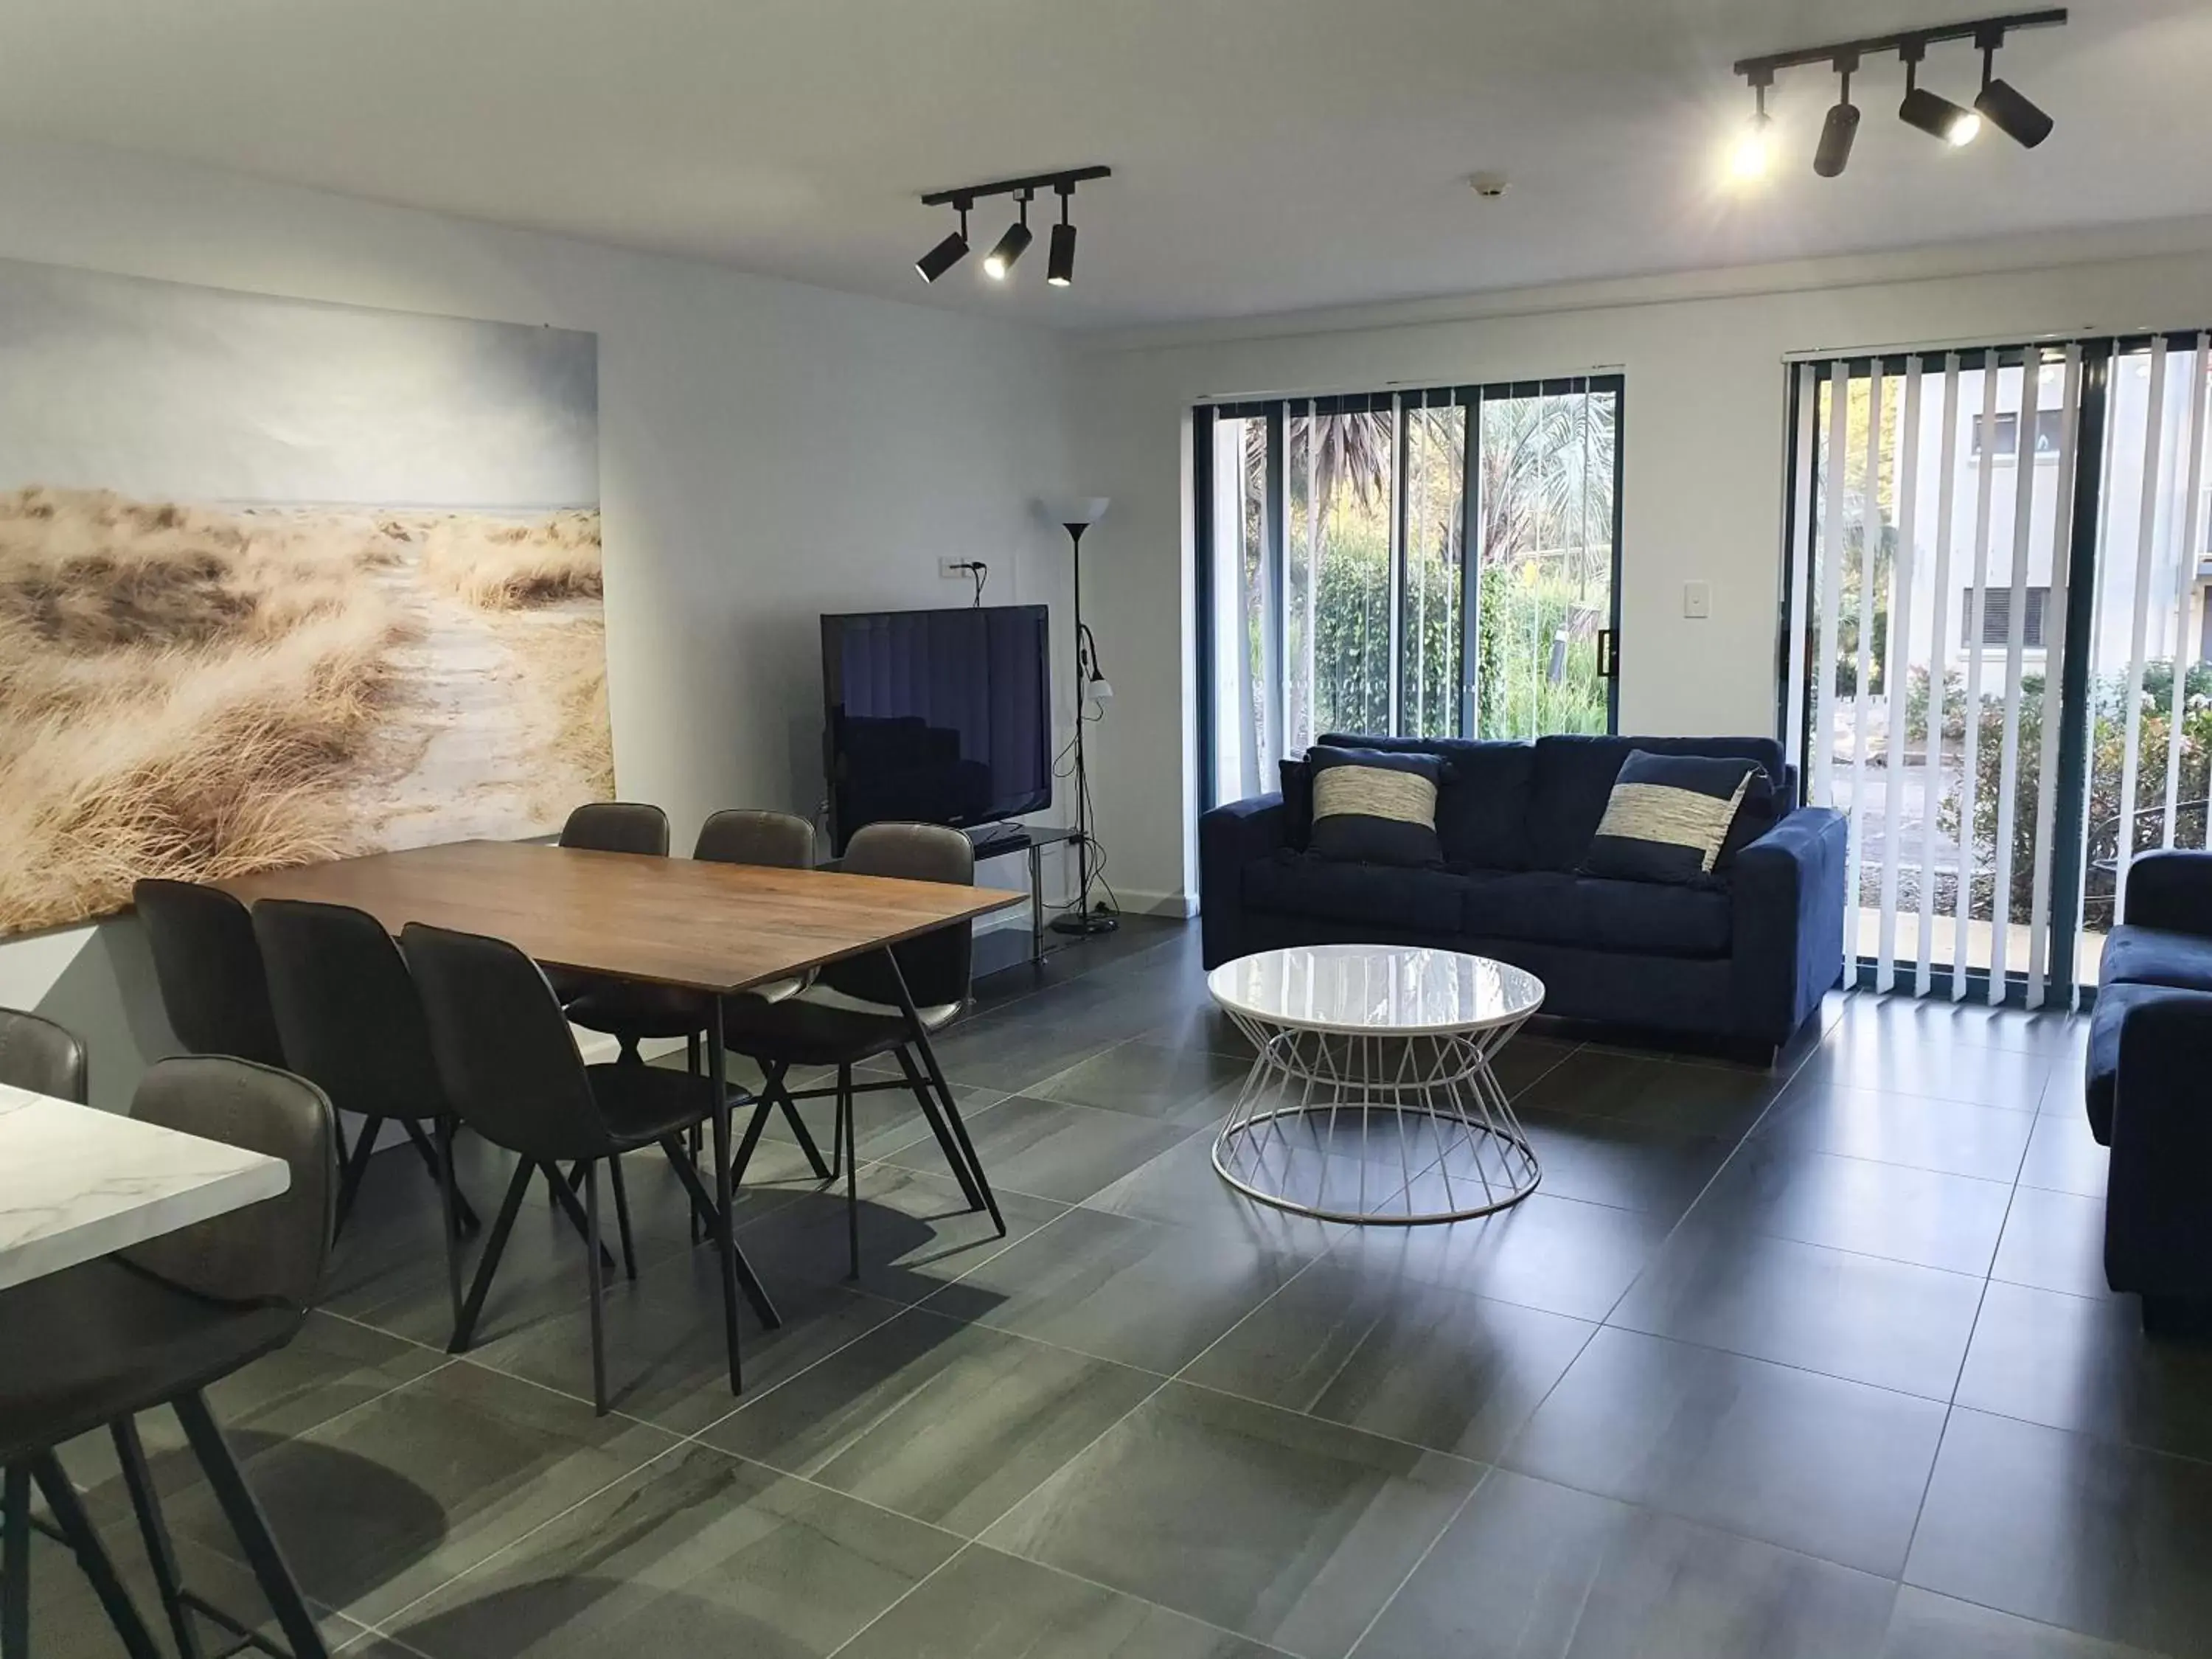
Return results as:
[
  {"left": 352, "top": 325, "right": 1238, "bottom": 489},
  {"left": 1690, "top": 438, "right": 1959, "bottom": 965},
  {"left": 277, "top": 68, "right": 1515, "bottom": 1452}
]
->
[
  {"left": 1900, "top": 58, "right": 1981, "bottom": 146},
  {"left": 1730, "top": 110, "right": 1775, "bottom": 181}
]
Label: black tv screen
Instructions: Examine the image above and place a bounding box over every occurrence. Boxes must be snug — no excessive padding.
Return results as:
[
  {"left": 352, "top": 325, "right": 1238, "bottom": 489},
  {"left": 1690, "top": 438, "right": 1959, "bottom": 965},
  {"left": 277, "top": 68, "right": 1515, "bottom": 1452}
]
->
[{"left": 822, "top": 604, "right": 1051, "bottom": 853}]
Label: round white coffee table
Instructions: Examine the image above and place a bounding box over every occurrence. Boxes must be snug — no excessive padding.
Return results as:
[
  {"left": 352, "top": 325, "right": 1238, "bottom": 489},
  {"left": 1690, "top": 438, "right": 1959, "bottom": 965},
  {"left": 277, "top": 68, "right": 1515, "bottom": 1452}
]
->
[{"left": 1207, "top": 945, "right": 1544, "bottom": 1224}]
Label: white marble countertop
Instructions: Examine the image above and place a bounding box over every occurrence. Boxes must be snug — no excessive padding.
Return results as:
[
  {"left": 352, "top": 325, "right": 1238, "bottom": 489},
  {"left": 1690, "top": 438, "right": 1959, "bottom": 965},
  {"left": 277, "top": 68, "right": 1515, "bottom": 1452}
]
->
[
  {"left": 0, "top": 1082, "right": 291, "bottom": 1292},
  {"left": 1208, "top": 945, "right": 1545, "bottom": 1034}
]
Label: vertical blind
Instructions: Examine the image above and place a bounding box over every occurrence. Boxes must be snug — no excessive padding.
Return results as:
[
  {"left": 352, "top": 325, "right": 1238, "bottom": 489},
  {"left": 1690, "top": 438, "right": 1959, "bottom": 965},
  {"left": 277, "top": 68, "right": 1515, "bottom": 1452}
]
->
[{"left": 1786, "top": 333, "right": 2212, "bottom": 1005}]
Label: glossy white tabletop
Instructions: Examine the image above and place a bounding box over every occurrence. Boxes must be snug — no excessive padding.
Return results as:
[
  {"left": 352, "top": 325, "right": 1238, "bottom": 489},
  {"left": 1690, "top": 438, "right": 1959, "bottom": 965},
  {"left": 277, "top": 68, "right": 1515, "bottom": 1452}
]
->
[
  {"left": 1207, "top": 945, "right": 1545, "bottom": 1034},
  {"left": 0, "top": 1082, "right": 291, "bottom": 1292}
]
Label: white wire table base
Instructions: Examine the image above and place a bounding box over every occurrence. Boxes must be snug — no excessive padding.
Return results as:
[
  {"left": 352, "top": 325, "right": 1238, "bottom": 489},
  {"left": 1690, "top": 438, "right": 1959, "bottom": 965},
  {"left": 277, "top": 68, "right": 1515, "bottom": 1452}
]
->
[{"left": 1210, "top": 1012, "right": 1541, "bottom": 1224}]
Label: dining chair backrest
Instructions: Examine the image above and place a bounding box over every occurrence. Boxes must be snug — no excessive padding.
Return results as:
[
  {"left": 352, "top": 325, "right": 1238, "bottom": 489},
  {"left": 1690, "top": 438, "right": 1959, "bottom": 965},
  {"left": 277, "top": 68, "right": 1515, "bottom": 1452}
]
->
[
  {"left": 121, "top": 1055, "right": 337, "bottom": 1309},
  {"left": 400, "top": 923, "right": 611, "bottom": 1164},
  {"left": 252, "top": 899, "right": 447, "bottom": 1124},
  {"left": 694, "top": 809, "right": 814, "bottom": 869},
  {"left": 818, "top": 821, "right": 975, "bottom": 1009},
  {"left": 560, "top": 802, "right": 669, "bottom": 857},
  {"left": 0, "top": 1007, "right": 87, "bottom": 1102},
  {"left": 133, "top": 879, "right": 288, "bottom": 1067}
]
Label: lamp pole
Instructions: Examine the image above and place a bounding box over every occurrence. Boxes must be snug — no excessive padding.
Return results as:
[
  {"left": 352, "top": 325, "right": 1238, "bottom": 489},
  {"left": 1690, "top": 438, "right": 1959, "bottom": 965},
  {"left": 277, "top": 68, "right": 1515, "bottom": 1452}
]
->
[{"left": 1053, "top": 505, "right": 1116, "bottom": 936}]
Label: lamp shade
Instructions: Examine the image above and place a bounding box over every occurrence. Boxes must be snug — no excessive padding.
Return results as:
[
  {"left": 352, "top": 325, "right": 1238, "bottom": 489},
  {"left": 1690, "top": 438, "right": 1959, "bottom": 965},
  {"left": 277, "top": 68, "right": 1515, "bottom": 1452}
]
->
[{"left": 1045, "top": 497, "right": 1110, "bottom": 528}]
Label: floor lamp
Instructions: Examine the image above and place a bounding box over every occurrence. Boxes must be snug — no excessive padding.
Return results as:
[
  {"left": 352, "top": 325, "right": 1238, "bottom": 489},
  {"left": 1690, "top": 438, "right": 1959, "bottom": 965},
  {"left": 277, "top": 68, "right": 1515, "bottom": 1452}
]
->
[{"left": 1047, "top": 496, "right": 1116, "bottom": 936}]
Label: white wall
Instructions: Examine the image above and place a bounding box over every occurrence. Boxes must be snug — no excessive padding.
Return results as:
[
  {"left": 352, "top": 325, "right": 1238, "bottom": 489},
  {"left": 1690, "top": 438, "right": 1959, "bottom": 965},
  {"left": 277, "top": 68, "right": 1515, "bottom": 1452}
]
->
[
  {"left": 0, "top": 133, "right": 1078, "bottom": 1107},
  {"left": 1070, "top": 233, "right": 2212, "bottom": 906}
]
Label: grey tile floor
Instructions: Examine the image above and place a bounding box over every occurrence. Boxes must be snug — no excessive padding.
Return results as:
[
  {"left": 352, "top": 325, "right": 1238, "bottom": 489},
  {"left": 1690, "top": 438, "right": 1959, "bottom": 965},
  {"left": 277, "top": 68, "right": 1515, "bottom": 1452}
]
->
[{"left": 27, "top": 921, "right": 2212, "bottom": 1658}]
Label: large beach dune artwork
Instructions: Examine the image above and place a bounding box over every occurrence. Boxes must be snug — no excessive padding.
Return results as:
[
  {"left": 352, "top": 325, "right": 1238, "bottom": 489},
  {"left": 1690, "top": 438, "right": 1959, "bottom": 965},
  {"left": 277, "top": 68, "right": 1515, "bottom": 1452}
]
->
[{"left": 0, "top": 260, "right": 610, "bottom": 938}]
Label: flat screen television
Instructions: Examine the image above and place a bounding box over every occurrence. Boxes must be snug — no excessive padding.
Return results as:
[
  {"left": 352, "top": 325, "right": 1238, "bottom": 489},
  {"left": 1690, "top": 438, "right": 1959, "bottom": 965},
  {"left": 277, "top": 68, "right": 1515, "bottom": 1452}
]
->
[{"left": 822, "top": 603, "right": 1051, "bottom": 855}]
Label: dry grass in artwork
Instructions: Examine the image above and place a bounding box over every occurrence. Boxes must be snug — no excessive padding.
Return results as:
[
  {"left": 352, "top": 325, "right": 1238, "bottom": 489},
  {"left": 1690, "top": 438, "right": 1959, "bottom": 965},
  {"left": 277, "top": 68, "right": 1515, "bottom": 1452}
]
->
[
  {"left": 0, "top": 485, "right": 612, "bottom": 937},
  {"left": 420, "top": 511, "right": 602, "bottom": 610}
]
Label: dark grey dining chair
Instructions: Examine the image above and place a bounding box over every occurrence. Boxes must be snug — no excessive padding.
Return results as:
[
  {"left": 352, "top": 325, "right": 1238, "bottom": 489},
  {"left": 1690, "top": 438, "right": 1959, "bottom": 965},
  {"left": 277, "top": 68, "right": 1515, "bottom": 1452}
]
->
[
  {"left": 133, "top": 878, "right": 288, "bottom": 1068},
  {"left": 251, "top": 898, "right": 481, "bottom": 1324},
  {"left": 401, "top": 922, "right": 776, "bottom": 1414},
  {"left": 563, "top": 810, "right": 834, "bottom": 1214},
  {"left": 560, "top": 801, "right": 670, "bottom": 858},
  {"left": 0, "top": 1056, "right": 338, "bottom": 1659},
  {"left": 720, "top": 821, "right": 1003, "bottom": 1276},
  {"left": 0, "top": 1006, "right": 87, "bottom": 1102}
]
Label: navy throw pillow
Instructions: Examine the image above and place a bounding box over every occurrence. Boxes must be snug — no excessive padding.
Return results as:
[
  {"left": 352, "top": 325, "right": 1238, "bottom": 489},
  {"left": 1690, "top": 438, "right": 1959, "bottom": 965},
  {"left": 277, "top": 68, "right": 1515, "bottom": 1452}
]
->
[
  {"left": 1581, "top": 751, "right": 1759, "bottom": 885},
  {"left": 1307, "top": 745, "right": 1447, "bottom": 867},
  {"left": 1714, "top": 766, "right": 1779, "bottom": 871},
  {"left": 1280, "top": 756, "right": 1312, "bottom": 851}
]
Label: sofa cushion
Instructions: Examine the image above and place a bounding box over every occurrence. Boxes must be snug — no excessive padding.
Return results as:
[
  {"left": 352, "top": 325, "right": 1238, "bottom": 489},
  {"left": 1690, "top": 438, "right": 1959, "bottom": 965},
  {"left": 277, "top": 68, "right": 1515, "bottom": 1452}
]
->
[
  {"left": 1582, "top": 751, "right": 1760, "bottom": 885},
  {"left": 1318, "top": 733, "right": 1535, "bottom": 869},
  {"left": 2084, "top": 981, "right": 2211, "bottom": 1144},
  {"left": 1528, "top": 734, "right": 1787, "bottom": 873},
  {"left": 1307, "top": 746, "right": 1446, "bottom": 866},
  {"left": 2100, "top": 924, "right": 2212, "bottom": 994},
  {"left": 1464, "top": 870, "right": 1734, "bottom": 958},
  {"left": 1242, "top": 852, "right": 1473, "bottom": 933}
]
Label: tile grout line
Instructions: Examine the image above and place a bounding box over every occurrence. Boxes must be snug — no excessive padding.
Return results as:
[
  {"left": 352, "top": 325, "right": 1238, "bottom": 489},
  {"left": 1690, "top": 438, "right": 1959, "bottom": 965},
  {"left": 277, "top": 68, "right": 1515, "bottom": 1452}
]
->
[
  {"left": 1896, "top": 1085, "right": 2042, "bottom": 1585},
  {"left": 1342, "top": 1465, "right": 1496, "bottom": 1659}
]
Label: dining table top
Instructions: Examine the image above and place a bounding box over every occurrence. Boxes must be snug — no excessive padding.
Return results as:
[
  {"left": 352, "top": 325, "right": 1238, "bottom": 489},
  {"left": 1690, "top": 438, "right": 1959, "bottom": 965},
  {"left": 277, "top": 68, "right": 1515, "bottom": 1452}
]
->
[
  {"left": 0, "top": 1082, "right": 292, "bottom": 1293},
  {"left": 216, "top": 838, "right": 1025, "bottom": 995}
]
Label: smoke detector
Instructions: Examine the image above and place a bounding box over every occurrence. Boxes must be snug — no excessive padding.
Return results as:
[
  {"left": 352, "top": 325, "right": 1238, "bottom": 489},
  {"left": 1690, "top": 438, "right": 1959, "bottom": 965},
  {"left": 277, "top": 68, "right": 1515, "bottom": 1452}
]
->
[{"left": 1467, "top": 171, "right": 1511, "bottom": 199}]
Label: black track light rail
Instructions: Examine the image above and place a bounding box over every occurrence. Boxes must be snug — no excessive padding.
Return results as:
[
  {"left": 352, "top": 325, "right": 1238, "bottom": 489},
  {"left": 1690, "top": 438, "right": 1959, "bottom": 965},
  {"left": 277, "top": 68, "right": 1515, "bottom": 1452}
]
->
[
  {"left": 1733, "top": 9, "right": 2065, "bottom": 83},
  {"left": 921, "top": 165, "right": 1112, "bottom": 210}
]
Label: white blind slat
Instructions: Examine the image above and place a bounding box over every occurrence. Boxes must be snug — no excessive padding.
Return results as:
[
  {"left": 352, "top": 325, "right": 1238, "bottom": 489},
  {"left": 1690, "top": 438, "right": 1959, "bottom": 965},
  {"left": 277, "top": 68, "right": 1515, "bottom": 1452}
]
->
[
  {"left": 1916, "top": 355, "right": 1964, "bottom": 997},
  {"left": 1876, "top": 362, "right": 1923, "bottom": 992},
  {"left": 1846, "top": 369, "right": 1885, "bottom": 961},
  {"left": 2115, "top": 341, "right": 2171, "bottom": 911},
  {"left": 2160, "top": 338, "right": 2210, "bottom": 852},
  {"left": 1810, "top": 364, "right": 1851, "bottom": 815},
  {"left": 1988, "top": 358, "right": 2045, "bottom": 1002},
  {"left": 2025, "top": 347, "right": 2084, "bottom": 1008},
  {"left": 1952, "top": 357, "right": 2003, "bottom": 1000}
]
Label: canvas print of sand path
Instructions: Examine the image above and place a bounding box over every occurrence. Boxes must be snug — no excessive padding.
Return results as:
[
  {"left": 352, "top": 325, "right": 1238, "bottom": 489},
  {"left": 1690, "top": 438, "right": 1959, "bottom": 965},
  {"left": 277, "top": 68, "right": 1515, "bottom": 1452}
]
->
[{"left": 0, "top": 259, "right": 608, "bottom": 938}]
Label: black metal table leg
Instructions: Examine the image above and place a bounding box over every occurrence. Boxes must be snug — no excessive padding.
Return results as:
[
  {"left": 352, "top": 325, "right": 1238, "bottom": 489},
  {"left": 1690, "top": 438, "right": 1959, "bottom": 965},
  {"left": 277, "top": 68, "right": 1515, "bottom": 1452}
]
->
[
  {"left": 708, "top": 1003, "right": 744, "bottom": 1394},
  {"left": 891, "top": 1046, "right": 984, "bottom": 1212},
  {"left": 882, "top": 952, "right": 1004, "bottom": 1236}
]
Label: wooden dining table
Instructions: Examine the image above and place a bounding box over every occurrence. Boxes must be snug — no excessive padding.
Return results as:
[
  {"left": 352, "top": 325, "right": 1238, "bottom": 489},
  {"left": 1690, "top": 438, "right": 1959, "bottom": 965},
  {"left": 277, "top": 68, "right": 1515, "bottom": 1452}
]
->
[{"left": 219, "top": 837, "right": 1024, "bottom": 1392}]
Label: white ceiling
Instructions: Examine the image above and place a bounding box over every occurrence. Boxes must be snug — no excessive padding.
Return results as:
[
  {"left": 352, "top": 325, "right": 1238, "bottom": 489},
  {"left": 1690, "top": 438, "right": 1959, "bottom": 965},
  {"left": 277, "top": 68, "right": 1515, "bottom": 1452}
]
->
[{"left": 0, "top": 0, "right": 2202, "bottom": 329}]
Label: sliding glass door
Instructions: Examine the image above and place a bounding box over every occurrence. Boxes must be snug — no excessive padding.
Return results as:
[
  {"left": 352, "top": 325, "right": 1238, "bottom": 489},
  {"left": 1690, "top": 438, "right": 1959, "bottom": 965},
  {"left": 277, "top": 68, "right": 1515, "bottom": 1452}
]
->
[
  {"left": 1781, "top": 330, "right": 2212, "bottom": 1005},
  {"left": 1198, "top": 376, "right": 1621, "bottom": 809}
]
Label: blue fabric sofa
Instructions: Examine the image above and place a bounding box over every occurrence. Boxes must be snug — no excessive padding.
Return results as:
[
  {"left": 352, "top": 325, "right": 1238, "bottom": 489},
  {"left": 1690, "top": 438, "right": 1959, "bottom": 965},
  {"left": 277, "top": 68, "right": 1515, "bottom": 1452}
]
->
[
  {"left": 1199, "top": 733, "right": 1847, "bottom": 1054},
  {"left": 2086, "top": 849, "right": 2212, "bottom": 1328}
]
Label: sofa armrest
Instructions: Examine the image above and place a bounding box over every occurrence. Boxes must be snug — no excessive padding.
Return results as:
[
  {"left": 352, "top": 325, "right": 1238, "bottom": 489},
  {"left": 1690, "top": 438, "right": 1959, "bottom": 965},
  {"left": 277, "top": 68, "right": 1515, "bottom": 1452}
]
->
[
  {"left": 2106, "top": 990, "right": 2212, "bottom": 1297},
  {"left": 2121, "top": 850, "right": 2212, "bottom": 936},
  {"left": 1199, "top": 793, "right": 1286, "bottom": 969},
  {"left": 1728, "top": 806, "right": 1848, "bottom": 1047}
]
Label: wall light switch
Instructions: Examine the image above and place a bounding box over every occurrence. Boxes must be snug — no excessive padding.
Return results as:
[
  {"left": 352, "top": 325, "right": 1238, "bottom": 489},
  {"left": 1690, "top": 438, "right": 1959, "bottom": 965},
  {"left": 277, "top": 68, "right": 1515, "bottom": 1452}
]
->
[{"left": 1683, "top": 580, "right": 1711, "bottom": 620}]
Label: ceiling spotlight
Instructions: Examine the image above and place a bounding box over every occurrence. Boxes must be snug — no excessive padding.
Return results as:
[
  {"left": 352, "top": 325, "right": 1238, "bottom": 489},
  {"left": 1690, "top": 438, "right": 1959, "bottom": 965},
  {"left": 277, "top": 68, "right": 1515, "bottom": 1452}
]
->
[
  {"left": 983, "top": 192, "right": 1034, "bottom": 280},
  {"left": 1733, "top": 13, "right": 2062, "bottom": 181},
  {"left": 915, "top": 204, "right": 970, "bottom": 283},
  {"left": 1899, "top": 45, "right": 1981, "bottom": 145},
  {"left": 1046, "top": 184, "right": 1077, "bottom": 288},
  {"left": 1730, "top": 79, "right": 1775, "bottom": 181},
  {"left": 1815, "top": 55, "right": 1860, "bottom": 176},
  {"left": 1974, "top": 29, "right": 2055, "bottom": 146},
  {"left": 917, "top": 165, "right": 1110, "bottom": 289}
]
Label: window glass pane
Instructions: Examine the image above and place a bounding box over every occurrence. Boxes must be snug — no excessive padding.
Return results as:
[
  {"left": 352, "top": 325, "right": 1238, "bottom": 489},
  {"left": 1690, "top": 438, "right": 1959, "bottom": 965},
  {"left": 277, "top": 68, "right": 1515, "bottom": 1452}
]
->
[
  {"left": 1286, "top": 406, "right": 1394, "bottom": 745},
  {"left": 1399, "top": 400, "right": 1467, "bottom": 740},
  {"left": 1475, "top": 387, "right": 1615, "bottom": 740}
]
